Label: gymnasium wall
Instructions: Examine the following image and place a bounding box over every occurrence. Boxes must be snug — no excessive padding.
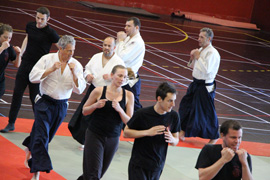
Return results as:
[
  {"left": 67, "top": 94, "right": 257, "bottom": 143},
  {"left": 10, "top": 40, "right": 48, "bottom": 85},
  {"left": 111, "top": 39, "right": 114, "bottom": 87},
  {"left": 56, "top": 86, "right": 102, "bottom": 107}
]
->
[
  {"left": 75, "top": 0, "right": 255, "bottom": 22},
  {"left": 73, "top": 0, "right": 270, "bottom": 31},
  {"left": 251, "top": 0, "right": 270, "bottom": 32}
]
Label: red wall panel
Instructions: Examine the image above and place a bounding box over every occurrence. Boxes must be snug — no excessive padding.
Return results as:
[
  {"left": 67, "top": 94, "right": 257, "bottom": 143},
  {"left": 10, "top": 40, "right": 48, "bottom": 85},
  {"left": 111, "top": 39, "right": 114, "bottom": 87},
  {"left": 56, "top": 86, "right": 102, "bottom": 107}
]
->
[
  {"left": 74, "top": 0, "right": 255, "bottom": 22},
  {"left": 251, "top": 0, "right": 270, "bottom": 31}
]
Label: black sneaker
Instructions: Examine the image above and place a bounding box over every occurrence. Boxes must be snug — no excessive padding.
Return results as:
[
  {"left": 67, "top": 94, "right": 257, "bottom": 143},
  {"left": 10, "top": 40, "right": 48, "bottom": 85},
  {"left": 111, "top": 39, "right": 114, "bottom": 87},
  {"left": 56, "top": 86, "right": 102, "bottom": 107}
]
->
[{"left": 0, "top": 123, "right": 15, "bottom": 133}]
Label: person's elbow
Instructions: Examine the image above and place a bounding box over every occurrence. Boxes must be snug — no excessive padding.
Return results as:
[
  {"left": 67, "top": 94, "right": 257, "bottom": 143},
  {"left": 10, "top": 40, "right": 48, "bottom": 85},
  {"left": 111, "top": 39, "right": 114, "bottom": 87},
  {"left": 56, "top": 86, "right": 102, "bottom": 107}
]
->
[
  {"left": 123, "top": 126, "right": 131, "bottom": 138},
  {"left": 198, "top": 168, "right": 209, "bottom": 180},
  {"left": 13, "top": 60, "right": 20, "bottom": 68},
  {"left": 123, "top": 132, "right": 129, "bottom": 138},
  {"left": 14, "top": 63, "right": 20, "bottom": 68},
  {"left": 29, "top": 75, "right": 40, "bottom": 84}
]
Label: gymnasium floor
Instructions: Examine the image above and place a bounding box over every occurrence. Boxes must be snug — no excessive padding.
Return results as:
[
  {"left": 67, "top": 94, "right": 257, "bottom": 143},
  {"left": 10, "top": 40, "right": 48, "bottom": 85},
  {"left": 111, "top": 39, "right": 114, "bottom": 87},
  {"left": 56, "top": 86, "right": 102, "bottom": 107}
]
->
[{"left": 0, "top": 0, "right": 269, "bottom": 179}]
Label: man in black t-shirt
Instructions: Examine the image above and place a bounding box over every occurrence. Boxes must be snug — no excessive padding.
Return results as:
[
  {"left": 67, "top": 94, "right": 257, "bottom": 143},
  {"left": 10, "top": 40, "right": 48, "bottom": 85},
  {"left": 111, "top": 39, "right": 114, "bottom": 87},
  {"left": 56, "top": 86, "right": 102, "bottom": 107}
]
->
[
  {"left": 0, "top": 7, "right": 59, "bottom": 133},
  {"left": 124, "top": 82, "right": 180, "bottom": 180},
  {"left": 195, "top": 120, "right": 253, "bottom": 180}
]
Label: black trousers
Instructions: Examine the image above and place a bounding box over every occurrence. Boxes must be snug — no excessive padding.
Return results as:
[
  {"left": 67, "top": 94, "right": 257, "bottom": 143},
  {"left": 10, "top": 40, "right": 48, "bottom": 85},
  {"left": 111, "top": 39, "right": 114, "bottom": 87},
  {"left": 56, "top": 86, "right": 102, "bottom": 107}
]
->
[
  {"left": 68, "top": 84, "right": 95, "bottom": 144},
  {"left": 23, "top": 95, "right": 68, "bottom": 173},
  {"left": 128, "top": 162, "right": 163, "bottom": 180},
  {"left": 8, "top": 63, "right": 39, "bottom": 124},
  {"left": 81, "top": 129, "right": 119, "bottom": 180},
  {"left": 122, "top": 77, "right": 142, "bottom": 111},
  {"left": 0, "top": 78, "right": 5, "bottom": 99}
]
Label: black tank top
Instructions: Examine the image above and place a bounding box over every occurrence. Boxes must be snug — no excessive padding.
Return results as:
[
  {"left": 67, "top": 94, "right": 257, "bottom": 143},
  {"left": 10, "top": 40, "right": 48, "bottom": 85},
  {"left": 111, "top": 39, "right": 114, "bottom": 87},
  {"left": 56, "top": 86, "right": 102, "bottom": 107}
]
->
[{"left": 88, "top": 86, "right": 126, "bottom": 137}]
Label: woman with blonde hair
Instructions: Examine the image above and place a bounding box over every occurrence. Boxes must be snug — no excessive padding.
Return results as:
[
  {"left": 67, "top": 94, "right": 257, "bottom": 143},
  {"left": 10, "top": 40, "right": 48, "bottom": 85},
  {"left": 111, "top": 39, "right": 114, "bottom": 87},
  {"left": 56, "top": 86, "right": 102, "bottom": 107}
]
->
[
  {"left": 78, "top": 65, "right": 134, "bottom": 180},
  {"left": 0, "top": 23, "right": 21, "bottom": 100}
]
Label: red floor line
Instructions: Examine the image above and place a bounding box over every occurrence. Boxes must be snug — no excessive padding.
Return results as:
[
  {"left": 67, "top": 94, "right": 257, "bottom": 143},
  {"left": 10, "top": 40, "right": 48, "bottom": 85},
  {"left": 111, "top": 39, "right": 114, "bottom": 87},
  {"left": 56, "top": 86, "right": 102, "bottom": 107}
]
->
[
  {"left": 4, "top": 75, "right": 16, "bottom": 80},
  {"left": 1, "top": 117, "right": 269, "bottom": 156},
  {"left": 218, "top": 114, "right": 270, "bottom": 117}
]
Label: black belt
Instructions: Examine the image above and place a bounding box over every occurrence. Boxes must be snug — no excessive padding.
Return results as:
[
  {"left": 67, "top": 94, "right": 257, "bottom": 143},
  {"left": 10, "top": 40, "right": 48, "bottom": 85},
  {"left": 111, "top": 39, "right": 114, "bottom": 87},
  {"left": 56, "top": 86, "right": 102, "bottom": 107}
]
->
[
  {"left": 42, "top": 94, "right": 68, "bottom": 104},
  {"left": 193, "top": 77, "right": 214, "bottom": 86}
]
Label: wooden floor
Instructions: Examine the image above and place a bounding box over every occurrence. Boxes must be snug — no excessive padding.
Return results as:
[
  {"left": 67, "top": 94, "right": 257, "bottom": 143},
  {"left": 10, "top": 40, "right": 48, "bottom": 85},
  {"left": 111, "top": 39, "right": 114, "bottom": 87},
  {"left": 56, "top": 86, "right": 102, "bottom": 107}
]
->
[{"left": 1, "top": 0, "right": 269, "bottom": 143}]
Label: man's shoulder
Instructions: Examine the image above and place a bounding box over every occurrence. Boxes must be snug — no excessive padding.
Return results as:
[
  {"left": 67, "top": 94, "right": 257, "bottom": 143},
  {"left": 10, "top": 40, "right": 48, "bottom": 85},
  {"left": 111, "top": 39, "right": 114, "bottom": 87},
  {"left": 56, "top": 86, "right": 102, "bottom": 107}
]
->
[
  {"left": 111, "top": 53, "right": 122, "bottom": 60},
  {"left": 27, "top": 21, "right": 35, "bottom": 26},
  {"left": 134, "top": 33, "right": 145, "bottom": 43},
  {"left": 70, "top": 57, "right": 83, "bottom": 66},
  {"left": 135, "top": 106, "right": 154, "bottom": 114},
  {"left": 37, "top": 53, "right": 57, "bottom": 63},
  {"left": 198, "top": 144, "right": 222, "bottom": 162},
  {"left": 26, "top": 22, "right": 36, "bottom": 29},
  {"left": 92, "top": 52, "right": 103, "bottom": 59},
  {"left": 207, "top": 44, "right": 219, "bottom": 53},
  {"left": 139, "top": 106, "right": 153, "bottom": 111},
  {"left": 45, "top": 25, "right": 59, "bottom": 35},
  {"left": 169, "top": 109, "right": 178, "bottom": 116},
  {"left": 202, "top": 144, "right": 222, "bottom": 152},
  {"left": 42, "top": 52, "right": 56, "bottom": 58}
]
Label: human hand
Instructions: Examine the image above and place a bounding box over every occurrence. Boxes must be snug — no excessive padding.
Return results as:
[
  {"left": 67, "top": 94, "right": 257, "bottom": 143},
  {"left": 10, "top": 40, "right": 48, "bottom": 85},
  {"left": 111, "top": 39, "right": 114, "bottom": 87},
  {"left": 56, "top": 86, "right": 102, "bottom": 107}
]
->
[
  {"left": 164, "top": 127, "right": 175, "bottom": 143},
  {"left": 236, "top": 149, "right": 248, "bottom": 165},
  {"left": 148, "top": 125, "right": 166, "bottom": 136},
  {"left": 112, "top": 99, "right": 121, "bottom": 112},
  {"left": 51, "top": 62, "right": 61, "bottom": 71},
  {"left": 221, "top": 147, "right": 235, "bottom": 163},
  {"left": 190, "top": 48, "right": 198, "bottom": 56},
  {"left": 190, "top": 54, "right": 195, "bottom": 61},
  {"left": 193, "top": 49, "right": 200, "bottom": 60},
  {"left": 68, "top": 62, "right": 76, "bottom": 73},
  {"left": 86, "top": 74, "right": 94, "bottom": 83},
  {"left": 1, "top": 41, "right": 10, "bottom": 50},
  {"left": 95, "top": 99, "right": 107, "bottom": 109},
  {"left": 103, "top": 74, "right": 110, "bottom": 81},
  {"left": 117, "top": 31, "right": 127, "bottom": 42},
  {"left": 127, "top": 67, "right": 135, "bottom": 79},
  {"left": 13, "top": 46, "right": 21, "bottom": 55}
]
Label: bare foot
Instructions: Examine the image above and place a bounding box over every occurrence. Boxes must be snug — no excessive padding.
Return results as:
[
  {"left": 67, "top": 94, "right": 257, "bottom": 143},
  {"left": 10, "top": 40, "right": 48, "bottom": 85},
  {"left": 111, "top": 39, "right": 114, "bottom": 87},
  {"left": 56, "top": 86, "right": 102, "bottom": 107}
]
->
[
  {"left": 31, "top": 172, "right": 40, "bottom": 180},
  {"left": 179, "top": 130, "right": 185, "bottom": 141},
  {"left": 208, "top": 139, "right": 218, "bottom": 144},
  {"left": 79, "top": 145, "right": 84, "bottom": 151},
  {"left": 24, "top": 147, "right": 31, "bottom": 168}
]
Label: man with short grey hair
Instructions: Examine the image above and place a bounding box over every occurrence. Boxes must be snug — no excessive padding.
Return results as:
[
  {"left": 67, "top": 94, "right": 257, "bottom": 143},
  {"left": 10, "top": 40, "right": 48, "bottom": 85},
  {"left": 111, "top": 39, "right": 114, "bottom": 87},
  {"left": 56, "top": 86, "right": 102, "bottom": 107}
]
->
[
  {"left": 178, "top": 27, "right": 221, "bottom": 144},
  {"left": 22, "top": 35, "right": 86, "bottom": 180},
  {"left": 200, "top": 27, "right": 214, "bottom": 42}
]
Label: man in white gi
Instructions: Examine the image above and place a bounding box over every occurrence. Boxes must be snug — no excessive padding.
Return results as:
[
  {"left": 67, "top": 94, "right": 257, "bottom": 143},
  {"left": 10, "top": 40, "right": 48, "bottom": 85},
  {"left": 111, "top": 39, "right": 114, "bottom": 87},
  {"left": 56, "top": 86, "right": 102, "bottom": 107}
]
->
[
  {"left": 84, "top": 36, "right": 125, "bottom": 88},
  {"left": 68, "top": 36, "right": 125, "bottom": 145},
  {"left": 178, "top": 27, "right": 220, "bottom": 144},
  {"left": 22, "top": 35, "right": 86, "bottom": 180},
  {"left": 116, "top": 17, "right": 145, "bottom": 111}
]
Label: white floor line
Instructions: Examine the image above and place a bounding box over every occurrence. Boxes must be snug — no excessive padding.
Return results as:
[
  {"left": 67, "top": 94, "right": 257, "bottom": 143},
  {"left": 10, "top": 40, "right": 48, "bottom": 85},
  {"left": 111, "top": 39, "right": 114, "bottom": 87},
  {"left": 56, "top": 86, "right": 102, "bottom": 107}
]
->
[
  {"left": 63, "top": 14, "right": 270, "bottom": 123},
  {"left": 4, "top": 6, "right": 269, "bottom": 125}
]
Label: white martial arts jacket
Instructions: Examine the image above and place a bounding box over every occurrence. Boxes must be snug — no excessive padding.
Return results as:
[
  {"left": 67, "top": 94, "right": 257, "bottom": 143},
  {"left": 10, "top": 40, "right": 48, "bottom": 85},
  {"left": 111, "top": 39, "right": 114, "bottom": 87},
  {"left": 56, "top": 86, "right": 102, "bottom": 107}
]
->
[
  {"left": 189, "top": 43, "right": 220, "bottom": 83},
  {"left": 115, "top": 32, "right": 145, "bottom": 75},
  {"left": 29, "top": 52, "right": 86, "bottom": 100},
  {"left": 84, "top": 52, "right": 125, "bottom": 87}
]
